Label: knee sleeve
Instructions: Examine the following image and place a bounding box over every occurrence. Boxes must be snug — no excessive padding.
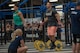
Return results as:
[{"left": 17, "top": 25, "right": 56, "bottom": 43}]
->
[{"left": 76, "top": 38, "right": 80, "bottom": 43}]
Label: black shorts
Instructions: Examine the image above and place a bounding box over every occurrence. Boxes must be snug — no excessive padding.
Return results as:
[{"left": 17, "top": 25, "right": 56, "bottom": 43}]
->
[
  {"left": 73, "top": 34, "right": 80, "bottom": 43},
  {"left": 8, "top": 49, "right": 17, "bottom": 53},
  {"left": 47, "top": 22, "right": 58, "bottom": 27},
  {"left": 14, "top": 25, "right": 24, "bottom": 30}
]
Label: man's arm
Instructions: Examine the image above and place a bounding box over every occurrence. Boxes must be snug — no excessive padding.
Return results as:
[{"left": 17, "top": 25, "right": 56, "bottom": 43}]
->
[
  {"left": 18, "top": 12, "right": 26, "bottom": 27},
  {"left": 44, "top": 17, "right": 48, "bottom": 22},
  {"left": 20, "top": 39, "right": 25, "bottom": 47},
  {"left": 55, "top": 13, "right": 61, "bottom": 23},
  {"left": 18, "top": 12, "right": 25, "bottom": 24},
  {"left": 55, "top": 13, "right": 64, "bottom": 27}
]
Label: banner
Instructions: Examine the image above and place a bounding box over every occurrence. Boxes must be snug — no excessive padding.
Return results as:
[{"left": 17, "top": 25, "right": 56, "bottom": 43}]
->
[{"left": 26, "top": 18, "right": 42, "bottom": 23}]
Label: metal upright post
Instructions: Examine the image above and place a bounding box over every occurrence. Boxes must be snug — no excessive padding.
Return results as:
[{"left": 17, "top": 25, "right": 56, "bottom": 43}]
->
[
  {"left": 63, "top": 0, "right": 70, "bottom": 45},
  {"left": 64, "top": 13, "right": 70, "bottom": 44},
  {"left": 42, "top": 1, "right": 47, "bottom": 42},
  {"left": 31, "top": 0, "right": 34, "bottom": 42},
  {"left": 0, "top": 19, "right": 3, "bottom": 45},
  {"left": 4, "top": 16, "right": 7, "bottom": 44}
]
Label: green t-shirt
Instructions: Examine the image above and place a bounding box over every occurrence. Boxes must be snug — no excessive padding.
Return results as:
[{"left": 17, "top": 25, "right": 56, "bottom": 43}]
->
[{"left": 13, "top": 10, "right": 23, "bottom": 25}]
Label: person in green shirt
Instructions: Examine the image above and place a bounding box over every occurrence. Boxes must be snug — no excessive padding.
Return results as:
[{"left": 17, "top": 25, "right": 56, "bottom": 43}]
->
[
  {"left": 13, "top": 3, "right": 26, "bottom": 30},
  {"left": 13, "top": 3, "right": 26, "bottom": 41}
]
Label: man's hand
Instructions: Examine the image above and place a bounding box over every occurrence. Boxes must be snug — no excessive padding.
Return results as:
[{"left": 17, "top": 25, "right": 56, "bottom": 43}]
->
[
  {"left": 40, "top": 21, "right": 44, "bottom": 26},
  {"left": 58, "top": 22, "right": 64, "bottom": 28},
  {"left": 44, "top": 17, "right": 48, "bottom": 22},
  {"left": 23, "top": 22, "right": 27, "bottom": 28}
]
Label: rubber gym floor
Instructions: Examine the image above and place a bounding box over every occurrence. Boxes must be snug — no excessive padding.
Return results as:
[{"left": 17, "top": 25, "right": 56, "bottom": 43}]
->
[{"left": 0, "top": 42, "right": 72, "bottom": 53}]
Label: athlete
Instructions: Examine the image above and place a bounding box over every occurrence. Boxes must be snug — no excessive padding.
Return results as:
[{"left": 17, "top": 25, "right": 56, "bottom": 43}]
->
[
  {"left": 42, "top": 2, "right": 63, "bottom": 49},
  {"left": 70, "top": 2, "right": 80, "bottom": 53},
  {"left": 8, "top": 29, "right": 28, "bottom": 53},
  {"left": 13, "top": 2, "right": 26, "bottom": 30}
]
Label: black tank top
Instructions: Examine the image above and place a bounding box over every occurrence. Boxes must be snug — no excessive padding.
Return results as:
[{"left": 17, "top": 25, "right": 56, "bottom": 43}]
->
[{"left": 45, "top": 9, "right": 58, "bottom": 26}]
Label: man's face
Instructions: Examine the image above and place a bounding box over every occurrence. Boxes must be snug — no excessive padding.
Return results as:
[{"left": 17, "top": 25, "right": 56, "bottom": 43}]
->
[
  {"left": 14, "top": 5, "right": 18, "bottom": 10},
  {"left": 46, "top": 2, "right": 51, "bottom": 9}
]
